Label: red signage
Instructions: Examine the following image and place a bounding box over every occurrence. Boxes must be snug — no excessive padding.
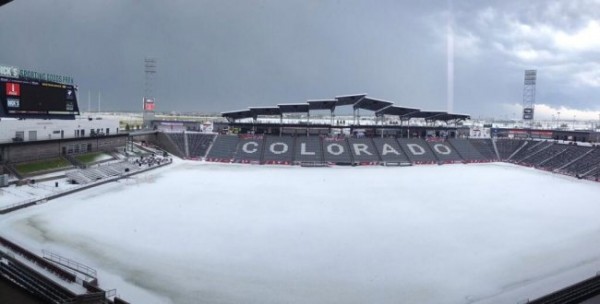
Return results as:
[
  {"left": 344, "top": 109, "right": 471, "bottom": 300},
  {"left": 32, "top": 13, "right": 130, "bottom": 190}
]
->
[
  {"left": 6, "top": 83, "right": 20, "bottom": 96},
  {"left": 144, "top": 98, "right": 155, "bottom": 111}
]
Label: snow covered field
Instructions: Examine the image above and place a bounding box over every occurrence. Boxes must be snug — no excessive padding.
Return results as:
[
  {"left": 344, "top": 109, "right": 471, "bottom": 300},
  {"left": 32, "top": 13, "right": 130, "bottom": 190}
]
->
[{"left": 2, "top": 162, "right": 600, "bottom": 304}]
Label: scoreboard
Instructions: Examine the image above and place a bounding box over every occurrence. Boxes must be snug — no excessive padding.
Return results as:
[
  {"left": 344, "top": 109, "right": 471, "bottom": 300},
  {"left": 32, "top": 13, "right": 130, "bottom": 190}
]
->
[{"left": 0, "top": 78, "right": 79, "bottom": 117}]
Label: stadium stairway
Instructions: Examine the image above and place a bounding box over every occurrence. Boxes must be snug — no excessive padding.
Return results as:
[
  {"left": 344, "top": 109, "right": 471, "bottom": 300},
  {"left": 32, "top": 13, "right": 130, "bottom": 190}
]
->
[
  {"left": 183, "top": 131, "right": 190, "bottom": 157},
  {"left": 491, "top": 139, "right": 500, "bottom": 160},
  {"left": 187, "top": 133, "right": 216, "bottom": 159},
  {"left": 506, "top": 140, "right": 529, "bottom": 161},
  {"left": 2, "top": 163, "right": 22, "bottom": 180},
  {"left": 468, "top": 138, "right": 498, "bottom": 161},
  {"left": 496, "top": 139, "right": 526, "bottom": 160},
  {"left": 64, "top": 154, "right": 85, "bottom": 169}
]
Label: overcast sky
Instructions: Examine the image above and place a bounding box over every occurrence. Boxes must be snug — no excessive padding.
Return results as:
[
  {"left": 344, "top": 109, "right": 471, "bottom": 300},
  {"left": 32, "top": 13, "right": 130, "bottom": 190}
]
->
[{"left": 1, "top": 0, "right": 599, "bottom": 119}]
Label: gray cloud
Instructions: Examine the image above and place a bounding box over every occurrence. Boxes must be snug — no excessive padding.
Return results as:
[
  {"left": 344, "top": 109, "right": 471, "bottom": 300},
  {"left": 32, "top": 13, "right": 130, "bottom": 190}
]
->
[{"left": 0, "top": 0, "right": 598, "bottom": 118}]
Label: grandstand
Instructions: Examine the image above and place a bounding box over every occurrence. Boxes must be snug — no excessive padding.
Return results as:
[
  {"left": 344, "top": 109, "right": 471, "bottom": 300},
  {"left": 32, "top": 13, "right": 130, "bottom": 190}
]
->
[
  {"left": 537, "top": 145, "right": 593, "bottom": 171},
  {"left": 234, "top": 136, "right": 264, "bottom": 164},
  {"left": 347, "top": 137, "right": 380, "bottom": 165},
  {"left": 263, "top": 135, "right": 294, "bottom": 164},
  {"left": 560, "top": 148, "right": 600, "bottom": 177},
  {"left": 187, "top": 133, "right": 215, "bottom": 159},
  {"left": 511, "top": 141, "right": 554, "bottom": 164},
  {"left": 396, "top": 138, "right": 437, "bottom": 164},
  {"left": 495, "top": 139, "right": 525, "bottom": 160},
  {"left": 519, "top": 143, "right": 567, "bottom": 167},
  {"left": 205, "top": 135, "right": 239, "bottom": 162},
  {"left": 322, "top": 137, "right": 353, "bottom": 165},
  {"left": 372, "top": 137, "right": 411, "bottom": 166},
  {"left": 466, "top": 138, "right": 498, "bottom": 160},
  {"left": 294, "top": 136, "right": 324, "bottom": 165}
]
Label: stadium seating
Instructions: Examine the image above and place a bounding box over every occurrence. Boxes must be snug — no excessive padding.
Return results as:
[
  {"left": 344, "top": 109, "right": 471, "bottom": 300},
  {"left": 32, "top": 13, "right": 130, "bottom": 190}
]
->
[
  {"left": 446, "top": 139, "right": 485, "bottom": 162},
  {"left": 234, "top": 137, "right": 264, "bottom": 163},
  {"left": 187, "top": 133, "right": 215, "bottom": 159},
  {"left": 511, "top": 141, "right": 553, "bottom": 163},
  {"left": 372, "top": 137, "right": 411, "bottom": 165},
  {"left": 322, "top": 137, "right": 353, "bottom": 164},
  {"left": 495, "top": 139, "right": 526, "bottom": 160},
  {"left": 262, "top": 135, "right": 294, "bottom": 164},
  {"left": 427, "top": 140, "right": 464, "bottom": 163},
  {"left": 347, "top": 138, "right": 380, "bottom": 164},
  {"left": 469, "top": 139, "right": 498, "bottom": 160},
  {"left": 205, "top": 135, "right": 239, "bottom": 162},
  {"left": 155, "top": 132, "right": 185, "bottom": 158},
  {"left": 160, "top": 131, "right": 600, "bottom": 186},
  {"left": 164, "top": 132, "right": 187, "bottom": 157},
  {"left": 537, "top": 145, "right": 593, "bottom": 171},
  {"left": 0, "top": 255, "right": 76, "bottom": 303},
  {"left": 518, "top": 143, "right": 567, "bottom": 167},
  {"left": 585, "top": 167, "right": 600, "bottom": 180},
  {"left": 396, "top": 139, "right": 437, "bottom": 164},
  {"left": 66, "top": 161, "right": 138, "bottom": 184},
  {"left": 294, "top": 136, "right": 324, "bottom": 164},
  {"left": 561, "top": 148, "right": 600, "bottom": 176}
]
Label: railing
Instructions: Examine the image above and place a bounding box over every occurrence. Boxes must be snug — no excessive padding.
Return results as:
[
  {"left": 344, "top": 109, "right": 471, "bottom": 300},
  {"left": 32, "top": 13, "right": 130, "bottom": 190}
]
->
[{"left": 42, "top": 250, "right": 97, "bottom": 279}]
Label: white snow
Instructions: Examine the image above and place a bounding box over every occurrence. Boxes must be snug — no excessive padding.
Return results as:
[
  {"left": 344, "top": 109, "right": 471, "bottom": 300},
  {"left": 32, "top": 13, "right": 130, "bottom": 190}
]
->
[{"left": 1, "top": 162, "right": 600, "bottom": 304}]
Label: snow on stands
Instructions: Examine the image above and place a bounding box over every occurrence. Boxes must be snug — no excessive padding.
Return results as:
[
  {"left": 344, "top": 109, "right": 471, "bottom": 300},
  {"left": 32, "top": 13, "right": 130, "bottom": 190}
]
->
[{"left": 2, "top": 161, "right": 600, "bottom": 304}]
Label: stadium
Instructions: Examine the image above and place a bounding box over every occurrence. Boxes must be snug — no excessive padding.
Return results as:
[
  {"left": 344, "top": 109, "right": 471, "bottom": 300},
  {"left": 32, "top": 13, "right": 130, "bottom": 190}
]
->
[
  {"left": 3, "top": 1, "right": 600, "bottom": 304},
  {"left": 2, "top": 60, "right": 600, "bottom": 304}
]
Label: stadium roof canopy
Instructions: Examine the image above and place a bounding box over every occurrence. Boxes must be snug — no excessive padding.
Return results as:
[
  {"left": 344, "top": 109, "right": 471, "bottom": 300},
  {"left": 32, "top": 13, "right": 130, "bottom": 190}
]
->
[
  {"left": 278, "top": 103, "right": 309, "bottom": 113},
  {"left": 220, "top": 93, "right": 471, "bottom": 123},
  {"left": 249, "top": 106, "right": 282, "bottom": 117},
  {"left": 401, "top": 111, "right": 448, "bottom": 120},
  {"left": 307, "top": 99, "right": 337, "bottom": 111},
  {"left": 221, "top": 109, "right": 254, "bottom": 121},
  {"left": 353, "top": 97, "right": 393, "bottom": 112},
  {"left": 0, "top": 0, "right": 14, "bottom": 7},
  {"left": 434, "top": 113, "right": 471, "bottom": 122},
  {"left": 335, "top": 94, "right": 367, "bottom": 106},
  {"left": 375, "top": 105, "right": 420, "bottom": 117}
]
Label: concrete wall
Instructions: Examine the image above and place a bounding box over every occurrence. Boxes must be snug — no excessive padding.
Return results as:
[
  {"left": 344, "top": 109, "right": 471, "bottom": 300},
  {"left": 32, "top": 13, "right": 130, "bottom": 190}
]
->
[
  {"left": 0, "top": 117, "right": 119, "bottom": 143},
  {"left": 0, "top": 135, "right": 127, "bottom": 163}
]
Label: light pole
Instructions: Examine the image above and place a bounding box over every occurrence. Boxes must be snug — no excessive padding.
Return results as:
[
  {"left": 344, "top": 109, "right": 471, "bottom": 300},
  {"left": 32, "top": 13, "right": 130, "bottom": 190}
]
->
[{"left": 557, "top": 112, "right": 561, "bottom": 129}]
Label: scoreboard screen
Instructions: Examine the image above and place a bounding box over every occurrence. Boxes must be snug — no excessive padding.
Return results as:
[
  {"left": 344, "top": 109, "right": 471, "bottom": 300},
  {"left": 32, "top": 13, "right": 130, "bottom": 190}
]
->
[{"left": 0, "top": 78, "right": 79, "bottom": 117}]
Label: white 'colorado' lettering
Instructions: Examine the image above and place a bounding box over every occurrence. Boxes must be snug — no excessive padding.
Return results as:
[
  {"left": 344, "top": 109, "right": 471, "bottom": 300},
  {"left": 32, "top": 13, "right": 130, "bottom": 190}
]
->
[
  {"left": 381, "top": 143, "right": 400, "bottom": 155},
  {"left": 269, "top": 142, "right": 288, "bottom": 155},
  {"left": 433, "top": 144, "right": 451, "bottom": 155},
  {"left": 407, "top": 144, "right": 425, "bottom": 155},
  {"left": 300, "top": 142, "right": 316, "bottom": 155},
  {"left": 353, "top": 143, "right": 372, "bottom": 155},
  {"left": 242, "top": 142, "right": 258, "bottom": 153},
  {"left": 326, "top": 143, "right": 344, "bottom": 156}
]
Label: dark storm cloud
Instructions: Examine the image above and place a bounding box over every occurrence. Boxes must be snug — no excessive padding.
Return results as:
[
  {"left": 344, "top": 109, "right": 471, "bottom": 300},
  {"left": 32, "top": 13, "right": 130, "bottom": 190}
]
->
[{"left": 0, "top": 0, "right": 598, "bottom": 118}]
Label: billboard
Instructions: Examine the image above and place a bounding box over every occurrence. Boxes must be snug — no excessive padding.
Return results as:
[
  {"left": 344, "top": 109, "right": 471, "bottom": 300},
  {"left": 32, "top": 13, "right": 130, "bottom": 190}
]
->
[
  {"left": 0, "top": 78, "right": 79, "bottom": 117},
  {"left": 523, "top": 107, "right": 534, "bottom": 120},
  {"left": 143, "top": 98, "right": 155, "bottom": 111}
]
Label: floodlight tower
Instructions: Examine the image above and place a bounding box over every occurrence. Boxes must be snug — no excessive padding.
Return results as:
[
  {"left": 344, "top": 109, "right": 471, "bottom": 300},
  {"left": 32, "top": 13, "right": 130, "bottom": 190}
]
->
[
  {"left": 142, "top": 57, "right": 157, "bottom": 129},
  {"left": 522, "top": 70, "right": 536, "bottom": 128}
]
